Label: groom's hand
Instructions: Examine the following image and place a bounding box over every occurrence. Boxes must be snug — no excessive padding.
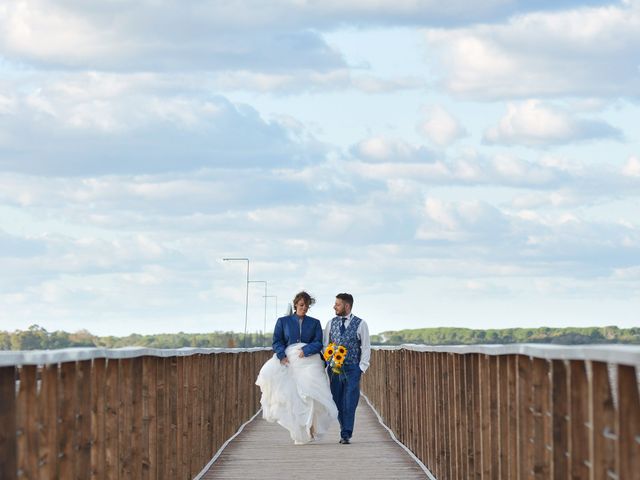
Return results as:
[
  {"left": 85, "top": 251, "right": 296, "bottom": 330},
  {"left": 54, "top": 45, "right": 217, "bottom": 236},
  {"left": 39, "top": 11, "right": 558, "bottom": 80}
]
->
[
  {"left": 298, "top": 351, "right": 305, "bottom": 358},
  {"left": 280, "top": 357, "right": 289, "bottom": 366}
]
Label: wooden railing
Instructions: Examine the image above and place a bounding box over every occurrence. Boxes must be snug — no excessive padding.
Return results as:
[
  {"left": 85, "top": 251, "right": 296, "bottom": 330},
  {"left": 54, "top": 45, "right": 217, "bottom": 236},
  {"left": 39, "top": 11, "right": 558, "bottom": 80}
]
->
[
  {"left": 0, "top": 347, "right": 271, "bottom": 480},
  {"left": 361, "top": 344, "right": 640, "bottom": 480}
]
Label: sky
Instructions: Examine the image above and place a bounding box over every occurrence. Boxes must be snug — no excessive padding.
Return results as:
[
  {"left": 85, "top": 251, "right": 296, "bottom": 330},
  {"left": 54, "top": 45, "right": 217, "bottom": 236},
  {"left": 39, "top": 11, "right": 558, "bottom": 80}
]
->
[{"left": 1, "top": 0, "right": 639, "bottom": 337}]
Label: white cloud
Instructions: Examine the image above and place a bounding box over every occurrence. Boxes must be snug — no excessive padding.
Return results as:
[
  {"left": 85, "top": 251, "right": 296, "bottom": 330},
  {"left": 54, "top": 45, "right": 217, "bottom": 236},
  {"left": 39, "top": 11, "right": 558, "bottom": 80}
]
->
[
  {"left": 1, "top": 1, "right": 639, "bottom": 335},
  {"left": 613, "top": 265, "right": 640, "bottom": 280},
  {"left": 0, "top": 0, "right": 606, "bottom": 74},
  {"left": 0, "top": 170, "right": 329, "bottom": 218},
  {"left": 0, "top": 2, "right": 346, "bottom": 72},
  {"left": 622, "top": 155, "right": 640, "bottom": 177},
  {"left": 351, "top": 136, "right": 434, "bottom": 163},
  {"left": 211, "top": 69, "right": 423, "bottom": 94},
  {"left": 0, "top": 75, "right": 324, "bottom": 174},
  {"left": 2, "top": 172, "right": 640, "bottom": 334},
  {"left": 347, "top": 153, "right": 567, "bottom": 188},
  {"left": 350, "top": 75, "right": 425, "bottom": 93},
  {"left": 416, "top": 197, "right": 508, "bottom": 242},
  {"left": 413, "top": 196, "right": 640, "bottom": 281},
  {"left": 484, "top": 100, "right": 622, "bottom": 146},
  {"left": 511, "top": 190, "right": 582, "bottom": 210},
  {"left": 0, "top": 229, "right": 46, "bottom": 258},
  {"left": 425, "top": 2, "right": 640, "bottom": 99},
  {"left": 418, "top": 105, "right": 468, "bottom": 147}
]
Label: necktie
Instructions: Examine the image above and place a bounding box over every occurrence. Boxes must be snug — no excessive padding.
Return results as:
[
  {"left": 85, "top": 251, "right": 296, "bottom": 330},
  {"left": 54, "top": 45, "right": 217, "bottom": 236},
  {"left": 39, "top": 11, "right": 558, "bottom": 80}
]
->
[{"left": 340, "top": 317, "right": 347, "bottom": 334}]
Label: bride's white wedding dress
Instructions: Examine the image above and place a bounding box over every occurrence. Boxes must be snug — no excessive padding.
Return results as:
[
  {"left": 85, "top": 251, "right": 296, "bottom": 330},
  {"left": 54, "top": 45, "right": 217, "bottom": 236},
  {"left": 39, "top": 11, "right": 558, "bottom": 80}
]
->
[{"left": 255, "top": 343, "right": 338, "bottom": 444}]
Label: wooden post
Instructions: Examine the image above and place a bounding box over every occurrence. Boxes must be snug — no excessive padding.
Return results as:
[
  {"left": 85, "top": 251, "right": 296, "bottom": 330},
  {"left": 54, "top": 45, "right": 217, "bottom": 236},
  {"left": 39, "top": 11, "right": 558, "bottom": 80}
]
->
[
  {"left": 418, "top": 352, "right": 427, "bottom": 469},
  {"left": 569, "top": 361, "right": 590, "bottom": 479},
  {"left": 551, "top": 360, "right": 568, "bottom": 479},
  {"left": 488, "top": 356, "right": 499, "bottom": 480},
  {"left": 104, "top": 359, "right": 119, "bottom": 480},
  {"left": 435, "top": 352, "right": 446, "bottom": 477},
  {"left": 450, "top": 353, "right": 460, "bottom": 479},
  {"left": 39, "top": 364, "right": 58, "bottom": 480},
  {"left": 118, "top": 359, "right": 133, "bottom": 479},
  {"left": 0, "top": 367, "right": 16, "bottom": 480},
  {"left": 58, "top": 362, "right": 76, "bottom": 480},
  {"left": 479, "top": 355, "right": 492, "bottom": 479},
  {"left": 616, "top": 365, "right": 640, "bottom": 478},
  {"left": 178, "top": 356, "right": 188, "bottom": 479},
  {"left": 189, "top": 355, "right": 200, "bottom": 478},
  {"left": 394, "top": 351, "right": 402, "bottom": 438},
  {"left": 75, "top": 360, "right": 92, "bottom": 479},
  {"left": 142, "top": 356, "right": 157, "bottom": 480},
  {"left": 211, "top": 353, "right": 221, "bottom": 458},
  {"left": 197, "top": 355, "right": 206, "bottom": 476},
  {"left": 204, "top": 355, "right": 213, "bottom": 462},
  {"left": 458, "top": 354, "right": 469, "bottom": 480},
  {"left": 156, "top": 357, "right": 167, "bottom": 479},
  {"left": 498, "top": 356, "right": 509, "bottom": 479},
  {"left": 590, "top": 361, "right": 615, "bottom": 480},
  {"left": 91, "top": 359, "right": 106, "bottom": 480},
  {"left": 517, "top": 355, "right": 532, "bottom": 479},
  {"left": 506, "top": 355, "right": 518, "bottom": 480},
  {"left": 471, "top": 354, "right": 482, "bottom": 480},
  {"left": 430, "top": 352, "right": 437, "bottom": 471},
  {"left": 531, "top": 358, "right": 550, "bottom": 478},
  {"left": 131, "top": 357, "right": 143, "bottom": 480},
  {"left": 404, "top": 350, "right": 413, "bottom": 454},
  {"left": 168, "top": 356, "right": 178, "bottom": 479},
  {"left": 464, "top": 354, "right": 477, "bottom": 479},
  {"left": 17, "top": 365, "right": 38, "bottom": 479},
  {"left": 430, "top": 352, "right": 439, "bottom": 475}
]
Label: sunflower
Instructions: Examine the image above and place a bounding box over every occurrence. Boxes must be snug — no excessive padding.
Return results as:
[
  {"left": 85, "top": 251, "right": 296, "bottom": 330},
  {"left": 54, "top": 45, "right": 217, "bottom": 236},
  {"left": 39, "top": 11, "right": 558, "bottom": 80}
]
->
[
  {"left": 337, "top": 346, "right": 347, "bottom": 355},
  {"left": 323, "top": 346, "right": 335, "bottom": 360}
]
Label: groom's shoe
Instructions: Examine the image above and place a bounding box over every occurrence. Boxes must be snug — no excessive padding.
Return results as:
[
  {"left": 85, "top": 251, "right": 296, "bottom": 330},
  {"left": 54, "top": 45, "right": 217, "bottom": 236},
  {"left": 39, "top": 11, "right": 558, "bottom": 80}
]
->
[{"left": 339, "top": 437, "right": 350, "bottom": 444}]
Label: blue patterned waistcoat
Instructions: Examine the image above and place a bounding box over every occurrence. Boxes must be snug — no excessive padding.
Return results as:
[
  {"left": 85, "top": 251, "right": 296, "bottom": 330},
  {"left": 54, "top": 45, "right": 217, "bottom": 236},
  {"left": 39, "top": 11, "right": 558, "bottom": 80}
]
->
[{"left": 329, "top": 316, "right": 362, "bottom": 365}]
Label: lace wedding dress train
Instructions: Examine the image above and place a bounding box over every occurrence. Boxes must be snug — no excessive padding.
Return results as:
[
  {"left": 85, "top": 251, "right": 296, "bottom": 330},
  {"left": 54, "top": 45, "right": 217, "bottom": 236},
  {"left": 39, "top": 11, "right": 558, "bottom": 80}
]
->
[{"left": 255, "top": 343, "right": 338, "bottom": 444}]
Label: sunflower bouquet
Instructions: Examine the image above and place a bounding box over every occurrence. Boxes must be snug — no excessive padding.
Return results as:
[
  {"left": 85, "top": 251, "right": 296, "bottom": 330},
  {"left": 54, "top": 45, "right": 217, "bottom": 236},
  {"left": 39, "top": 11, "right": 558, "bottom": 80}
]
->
[{"left": 323, "top": 342, "right": 348, "bottom": 374}]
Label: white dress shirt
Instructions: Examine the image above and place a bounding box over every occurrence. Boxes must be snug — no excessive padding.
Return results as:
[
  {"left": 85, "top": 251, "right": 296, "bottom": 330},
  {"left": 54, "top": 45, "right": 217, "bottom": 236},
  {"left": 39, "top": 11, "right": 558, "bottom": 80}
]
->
[{"left": 323, "top": 313, "right": 371, "bottom": 373}]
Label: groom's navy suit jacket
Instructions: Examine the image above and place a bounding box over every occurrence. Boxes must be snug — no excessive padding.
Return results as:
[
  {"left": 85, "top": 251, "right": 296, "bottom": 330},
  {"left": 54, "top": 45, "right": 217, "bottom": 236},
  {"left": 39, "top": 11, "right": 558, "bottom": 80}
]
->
[{"left": 272, "top": 314, "right": 323, "bottom": 361}]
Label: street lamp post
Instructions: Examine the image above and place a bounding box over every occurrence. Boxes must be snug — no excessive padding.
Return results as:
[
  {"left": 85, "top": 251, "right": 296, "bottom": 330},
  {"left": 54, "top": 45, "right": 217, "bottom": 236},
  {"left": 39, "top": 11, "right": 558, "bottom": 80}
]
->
[
  {"left": 222, "top": 257, "right": 249, "bottom": 347},
  {"left": 263, "top": 295, "right": 277, "bottom": 347},
  {"left": 248, "top": 280, "right": 267, "bottom": 347}
]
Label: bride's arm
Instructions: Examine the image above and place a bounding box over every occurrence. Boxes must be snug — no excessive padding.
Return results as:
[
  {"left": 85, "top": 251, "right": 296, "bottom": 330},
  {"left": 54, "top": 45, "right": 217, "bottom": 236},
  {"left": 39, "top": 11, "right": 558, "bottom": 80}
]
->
[
  {"left": 272, "top": 317, "right": 287, "bottom": 361},
  {"left": 301, "top": 320, "right": 323, "bottom": 357}
]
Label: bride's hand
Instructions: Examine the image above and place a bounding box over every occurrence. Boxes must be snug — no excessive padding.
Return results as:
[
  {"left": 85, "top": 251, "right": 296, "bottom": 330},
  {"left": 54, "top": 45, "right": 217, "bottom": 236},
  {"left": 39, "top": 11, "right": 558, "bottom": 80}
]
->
[{"left": 298, "top": 351, "right": 305, "bottom": 358}]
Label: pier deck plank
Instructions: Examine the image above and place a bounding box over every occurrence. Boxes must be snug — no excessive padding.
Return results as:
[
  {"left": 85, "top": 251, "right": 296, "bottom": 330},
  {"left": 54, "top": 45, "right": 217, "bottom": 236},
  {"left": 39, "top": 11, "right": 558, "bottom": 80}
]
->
[{"left": 202, "top": 398, "right": 428, "bottom": 479}]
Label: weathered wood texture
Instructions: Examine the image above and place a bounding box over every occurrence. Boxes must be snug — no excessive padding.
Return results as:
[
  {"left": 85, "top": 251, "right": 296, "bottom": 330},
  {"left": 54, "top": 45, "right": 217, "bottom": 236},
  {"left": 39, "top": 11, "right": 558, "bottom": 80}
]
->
[
  {"left": 361, "top": 349, "right": 640, "bottom": 480},
  {"left": 202, "top": 398, "right": 429, "bottom": 479},
  {"left": 0, "top": 350, "right": 270, "bottom": 480}
]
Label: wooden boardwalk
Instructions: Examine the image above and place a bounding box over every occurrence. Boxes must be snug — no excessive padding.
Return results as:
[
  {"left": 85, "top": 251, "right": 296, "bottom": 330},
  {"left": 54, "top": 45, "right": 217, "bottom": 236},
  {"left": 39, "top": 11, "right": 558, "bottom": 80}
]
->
[{"left": 201, "top": 398, "right": 430, "bottom": 479}]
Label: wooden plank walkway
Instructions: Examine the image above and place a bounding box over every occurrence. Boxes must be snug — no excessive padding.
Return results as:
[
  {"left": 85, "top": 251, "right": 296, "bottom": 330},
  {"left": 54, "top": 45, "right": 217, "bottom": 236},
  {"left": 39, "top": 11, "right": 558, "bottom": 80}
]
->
[{"left": 201, "top": 398, "right": 430, "bottom": 479}]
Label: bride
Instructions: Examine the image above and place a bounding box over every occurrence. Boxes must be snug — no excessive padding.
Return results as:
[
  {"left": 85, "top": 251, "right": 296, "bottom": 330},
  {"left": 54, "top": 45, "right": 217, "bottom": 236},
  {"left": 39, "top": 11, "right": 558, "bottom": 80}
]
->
[{"left": 256, "top": 291, "right": 337, "bottom": 444}]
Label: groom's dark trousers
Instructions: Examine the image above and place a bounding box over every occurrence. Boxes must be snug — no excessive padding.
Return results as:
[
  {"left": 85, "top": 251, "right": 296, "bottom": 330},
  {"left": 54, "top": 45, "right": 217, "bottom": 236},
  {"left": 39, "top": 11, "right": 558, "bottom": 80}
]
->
[{"left": 329, "top": 363, "right": 362, "bottom": 440}]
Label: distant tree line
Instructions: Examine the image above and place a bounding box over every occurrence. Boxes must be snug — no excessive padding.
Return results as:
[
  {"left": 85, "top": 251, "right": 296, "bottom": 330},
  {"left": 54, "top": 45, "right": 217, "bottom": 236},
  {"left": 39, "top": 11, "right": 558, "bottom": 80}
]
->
[
  {"left": 0, "top": 325, "right": 270, "bottom": 351},
  {"left": 370, "top": 326, "right": 640, "bottom": 345},
  {"left": 2, "top": 324, "right": 639, "bottom": 351}
]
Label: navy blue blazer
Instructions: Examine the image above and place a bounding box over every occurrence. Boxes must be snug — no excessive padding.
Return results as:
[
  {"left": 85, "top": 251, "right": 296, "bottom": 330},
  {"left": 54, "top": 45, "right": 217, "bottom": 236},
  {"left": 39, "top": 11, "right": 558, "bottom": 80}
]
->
[{"left": 272, "top": 314, "right": 323, "bottom": 360}]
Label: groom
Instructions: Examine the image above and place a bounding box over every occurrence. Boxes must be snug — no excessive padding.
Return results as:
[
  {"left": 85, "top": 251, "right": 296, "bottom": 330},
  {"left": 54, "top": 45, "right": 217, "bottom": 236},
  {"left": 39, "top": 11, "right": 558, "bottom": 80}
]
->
[{"left": 324, "top": 293, "right": 371, "bottom": 444}]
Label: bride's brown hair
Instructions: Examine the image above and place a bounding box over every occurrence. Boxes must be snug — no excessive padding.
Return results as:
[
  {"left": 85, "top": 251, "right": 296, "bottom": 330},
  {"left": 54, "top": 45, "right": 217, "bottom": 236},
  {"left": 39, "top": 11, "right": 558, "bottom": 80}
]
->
[{"left": 293, "top": 291, "right": 316, "bottom": 307}]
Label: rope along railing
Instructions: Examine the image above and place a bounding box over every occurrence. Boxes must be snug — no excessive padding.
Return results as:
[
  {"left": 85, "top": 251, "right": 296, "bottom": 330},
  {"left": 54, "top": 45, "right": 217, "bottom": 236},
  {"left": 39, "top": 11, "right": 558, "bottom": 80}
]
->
[
  {"left": 361, "top": 344, "right": 640, "bottom": 480},
  {"left": 0, "top": 347, "right": 271, "bottom": 480}
]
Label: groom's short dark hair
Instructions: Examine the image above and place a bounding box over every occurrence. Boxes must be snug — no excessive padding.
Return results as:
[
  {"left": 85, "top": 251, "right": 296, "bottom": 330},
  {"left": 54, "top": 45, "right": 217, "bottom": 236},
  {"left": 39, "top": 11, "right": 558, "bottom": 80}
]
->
[{"left": 336, "top": 293, "right": 353, "bottom": 308}]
